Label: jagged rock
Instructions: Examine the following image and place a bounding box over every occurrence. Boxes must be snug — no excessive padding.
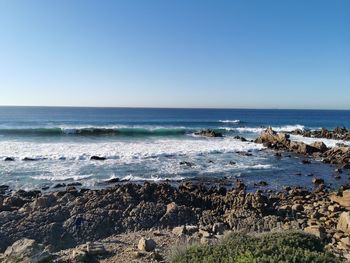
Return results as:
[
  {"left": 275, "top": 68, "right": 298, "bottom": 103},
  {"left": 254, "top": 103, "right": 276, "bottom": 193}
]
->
[
  {"left": 310, "top": 141, "right": 328, "bottom": 153},
  {"left": 255, "top": 128, "right": 290, "bottom": 146},
  {"left": 2, "top": 238, "right": 51, "bottom": 262},
  {"left": 194, "top": 129, "right": 222, "bottom": 137},
  {"left": 289, "top": 141, "right": 318, "bottom": 155},
  {"left": 137, "top": 237, "right": 156, "bottom": 252}
]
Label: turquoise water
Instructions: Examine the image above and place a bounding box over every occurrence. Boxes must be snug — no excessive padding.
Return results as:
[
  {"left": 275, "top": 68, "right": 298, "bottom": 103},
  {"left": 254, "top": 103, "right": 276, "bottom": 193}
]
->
[{"left": 0, "top": 107, "right": 350, "bottom": 190}]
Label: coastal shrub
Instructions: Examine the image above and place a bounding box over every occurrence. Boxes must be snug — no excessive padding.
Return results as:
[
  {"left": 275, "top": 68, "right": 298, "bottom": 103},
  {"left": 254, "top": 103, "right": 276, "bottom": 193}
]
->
[{"left": 171, "top": 231, "right": 340, "bottom": 263}]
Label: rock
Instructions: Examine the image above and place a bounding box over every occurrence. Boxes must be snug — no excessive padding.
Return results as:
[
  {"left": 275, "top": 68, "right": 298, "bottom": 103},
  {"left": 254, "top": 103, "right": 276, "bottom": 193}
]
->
[
  {"left": 312, "top": 178, "right": 324, "bottom": 185},
  {"left": 304, "top": 226, "right": 326, "bottom": 239},
  {"left": 310, "top": 141, "right": 328, "bottom": 153},
  {"left": 53, "top": 183, "right": 66, "bottom": 189},
  {"left": 22, "top": 157, "right": 36, "bottom": 161},
  {"left": 330, "top": 190, "right": 350, "bottom": 209},
  {"left": 90, "top": 156, "right": 106, "bottom": 161},
  {"left": 337, "top": 212, "right": 350, "bottom": 234},
  {"left": 4, "top": 157, "right": 15, "bottom": 161},
  {"left": 3, "top": 238, "right": 51, "bottom": 262},
  {"left": 340, "top": 237, "right": 350, "bottom": 247},
  {"left": 86, "top": 242, "right": 106, "bottom": 255},
  {"left": 289, "top": 141, "right": 318, "bottom": 155},
  {"left": 137, "top": 237, "right": 156, "bottom": 252},
  {"left": 172, "top": 226, "right": 186, "bottom": 236},
  {"left": 105, "top": 178, "right": 120, "bottom": 184},
  {"left": 194, "top": 129, "right": 222, "bottom": 137},
  {"left": 179, "top": 161, "right": 195, "bottom": 167},
  {"left": 302, "top": 159, "right": 311, "bottom": 164},
  {"left": 292, "top": 204, "right": 304, "bottom": 211},
  {"left": 343, "top": 163, "right": 350, "bottom": 170},
  {"left": 255, "top": 128, "right": 290, "bottom": 146},
  {"left": 212, "top": 223, "right": 227, "bottom": 235},
  {"left": 254, "top": 181, "right": 268, "bottom": 187}
]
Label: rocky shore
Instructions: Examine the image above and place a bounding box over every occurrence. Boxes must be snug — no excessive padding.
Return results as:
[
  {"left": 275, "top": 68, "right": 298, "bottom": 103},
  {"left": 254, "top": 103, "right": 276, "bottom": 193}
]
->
[
  {"left": 2, "top": 127, "right": 350, "bottom": 262},
  {"left": 1, "top": 178, "right": 350, "bottom": 262}
]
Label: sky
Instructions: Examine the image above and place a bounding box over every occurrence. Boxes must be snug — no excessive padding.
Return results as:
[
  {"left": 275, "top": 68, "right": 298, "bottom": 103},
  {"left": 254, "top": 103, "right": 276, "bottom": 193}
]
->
[{"left": 0, "top": 0, "right": 349, "bottom": 109}]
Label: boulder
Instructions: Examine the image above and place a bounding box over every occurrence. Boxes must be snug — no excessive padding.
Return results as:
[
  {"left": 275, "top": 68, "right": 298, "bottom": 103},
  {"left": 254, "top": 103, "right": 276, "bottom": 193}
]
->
[
  {"left": 304, "top": 226, "right": 326, "bottom": 239},
  {"left": 255, "top": 128, "right": 290, "bottom": 146},
  {"left": 310, "top": 141, "right": 328, "bottom": 153},
  {"left": 337, "top": 212, "right": 350, "bottom": 234},
  {"left": 289, "top": 141, "right": 318, "bottom": 155},
  {"left": 330, "top": 190, "right": 350, "bottom": 210},
  {"left": 2, "top": 238, "right": 51, "bottom": 262},
  {"left": 86, "top": 242, "right": 106, "bottom": 255},
  {"left": 137, "top": 237, "right": 156, "bottom": 252},
  {"left": 194, "top": 129, "right": 222, "bottom": 137},
  {"left": 3, "top": 157, "right": 15, "bottom": 161}
]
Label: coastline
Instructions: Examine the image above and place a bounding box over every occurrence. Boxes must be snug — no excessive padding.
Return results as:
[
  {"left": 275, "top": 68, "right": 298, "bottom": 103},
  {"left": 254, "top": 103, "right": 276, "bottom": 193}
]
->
[{"left": 2, "top": 127, "right": 350, "bottom": 262}]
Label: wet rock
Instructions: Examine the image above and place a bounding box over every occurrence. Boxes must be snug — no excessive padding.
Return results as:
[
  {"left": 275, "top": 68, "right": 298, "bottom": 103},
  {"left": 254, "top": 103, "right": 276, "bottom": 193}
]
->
[
  {"left": 137, "top": 237, "right": 156, "bottom": 252},
  {"left": 302, "top": 159, "right": 311, "bottom": 164},
  {"left": 3, "top": 157, "right": 15, "bottom": 161},
  {"left": 53, "top": 183, "right": 66, "bottom": 189},
  {"left": 310, "top": 141, "right": 328, "bottom": 153},
  {"left": 22, "top": 157, "right": 36, "bottom": 161},
  {"left": 312, "top": 178, "right": 324, "bottom": 185},
  {"left": 90, "top": 156, "right": 106, "bottom": 161},
  {"left": 254, "top": 181, "right": 268, "bottom": 187},
  {"left": 289, "top": 141, "right": 318, "bottom": 155},
  {"left": 179, "top": 161, "right": 195, "bottom": 167},
  {"left": 105, "top": 178, "right": 120, "bottom": 184},
  {"left": 194, "top": 129, "right": 223, "bottom": 137}
]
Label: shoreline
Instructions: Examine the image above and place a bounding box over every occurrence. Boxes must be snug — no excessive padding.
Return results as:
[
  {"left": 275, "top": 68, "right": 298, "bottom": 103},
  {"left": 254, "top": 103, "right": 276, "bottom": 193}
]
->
[{"left": 2, "top": 127, "right": 350, "bottom": 261}]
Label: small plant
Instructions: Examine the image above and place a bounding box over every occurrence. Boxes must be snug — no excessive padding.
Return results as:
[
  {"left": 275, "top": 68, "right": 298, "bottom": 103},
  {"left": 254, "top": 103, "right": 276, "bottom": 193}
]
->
[{"left": 171, "top": 231, "right": 339, "bottom": 263}]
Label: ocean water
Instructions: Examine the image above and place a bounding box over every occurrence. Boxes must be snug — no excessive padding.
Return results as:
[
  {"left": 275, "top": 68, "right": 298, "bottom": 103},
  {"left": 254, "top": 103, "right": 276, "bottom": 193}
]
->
[{"left": 1, "top": 106, "right": 350, "bottom": 190}]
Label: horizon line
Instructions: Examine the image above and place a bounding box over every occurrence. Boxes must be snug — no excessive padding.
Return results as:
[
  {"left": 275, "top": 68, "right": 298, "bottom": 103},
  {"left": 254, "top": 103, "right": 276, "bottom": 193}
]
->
[{"left": 0, "top": 104, "right": 350, "bottom": 111}]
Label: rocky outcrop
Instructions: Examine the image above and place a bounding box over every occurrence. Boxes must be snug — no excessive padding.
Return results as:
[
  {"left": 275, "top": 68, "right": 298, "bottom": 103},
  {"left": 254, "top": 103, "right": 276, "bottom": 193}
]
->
[
  {"left": 194, "top": 129, "right": 223, "bottom": 137},
  {"left": 290, "top": 127, "right": 350, "bottom": 141},
  {"left": 0, "top": 238, "right": 52, "bottom": 263}
]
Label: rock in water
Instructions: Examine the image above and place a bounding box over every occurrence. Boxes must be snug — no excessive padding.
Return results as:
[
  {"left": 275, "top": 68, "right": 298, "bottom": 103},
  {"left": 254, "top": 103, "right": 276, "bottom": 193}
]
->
[
  {"left": 137, "top": 237, "right": 156, "bottom": 252},
  {"left": 90, "top": 155, "right": 106, "bottom": 161},
  {"left": 310, "top": 141, "right": 328, "bottom": 153},
  {"left": 194, "top": 129, "right": 222, "bottom": 137}
]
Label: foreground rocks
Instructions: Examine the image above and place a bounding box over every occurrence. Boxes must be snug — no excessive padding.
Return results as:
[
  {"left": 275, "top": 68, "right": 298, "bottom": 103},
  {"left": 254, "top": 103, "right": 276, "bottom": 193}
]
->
[{"left": 1, "top": 181, "right": 350, "bottom": 261}]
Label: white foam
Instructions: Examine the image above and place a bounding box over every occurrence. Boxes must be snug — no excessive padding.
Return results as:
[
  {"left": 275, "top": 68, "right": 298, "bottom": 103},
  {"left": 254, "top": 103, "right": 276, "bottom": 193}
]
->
[
  {"left": 121, "top": 174, "right": 186, "bottom": 182},
  {"left": 221, "top": 124, "right": 305, "bottom": 134},
  {"left": 0, "top": 137, "right": 265, "bottom": 161},
  {"left": 219, "top": 120, "right": 240, "bottom": 124}
]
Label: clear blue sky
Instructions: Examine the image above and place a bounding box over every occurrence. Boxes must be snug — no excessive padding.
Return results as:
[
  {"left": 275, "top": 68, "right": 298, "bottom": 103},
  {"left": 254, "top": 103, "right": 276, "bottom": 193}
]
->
[{"left": 0, "top": 0, "right": 349, "bottom": 109}]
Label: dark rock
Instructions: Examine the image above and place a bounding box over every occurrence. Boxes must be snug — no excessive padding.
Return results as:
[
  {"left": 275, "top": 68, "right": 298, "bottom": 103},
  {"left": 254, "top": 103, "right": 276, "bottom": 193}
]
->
[
  {"left": 53, "top": 183, "right": 66, "bottom": 189},
  {"left": 90, "top": 156, "right": 106, "bottom": 161},
  {"left": 302, "top": 159, "right": 311, "bottom": 164},
  {"left": 312, "top": 178, "right": 324, "bottom": 185},
  {"left": 4, "top": 157, "right": 15, "bottom": 161},
  {"left": 105, "top": 178, "right": 120, "bottom": 184},
  {"left": 22, "top": 157, "right": 36, "bottom": 161},
  {"left": 179, "top": 161, "right": 195, "bottom": 167},
  {"left": 194, "top": 129, "right": 223, "bottom": 137}
]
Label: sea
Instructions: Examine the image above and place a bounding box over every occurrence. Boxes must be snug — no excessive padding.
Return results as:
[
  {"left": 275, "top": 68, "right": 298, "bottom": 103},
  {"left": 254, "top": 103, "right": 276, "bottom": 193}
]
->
[{"left": 1, "top": 106, "right": 350, "bottom": 191}]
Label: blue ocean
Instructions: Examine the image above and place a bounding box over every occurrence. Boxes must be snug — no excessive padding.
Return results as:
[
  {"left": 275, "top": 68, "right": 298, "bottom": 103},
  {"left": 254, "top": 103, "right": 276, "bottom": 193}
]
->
[{"left": 1, "top": 107, "right": 350, "bottom": 190}]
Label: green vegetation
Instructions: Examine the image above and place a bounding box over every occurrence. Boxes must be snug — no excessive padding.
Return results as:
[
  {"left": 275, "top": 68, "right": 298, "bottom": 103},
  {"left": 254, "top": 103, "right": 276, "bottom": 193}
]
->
[{"left": 171, "top": 231, "right": 340, "bottom": 263}]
